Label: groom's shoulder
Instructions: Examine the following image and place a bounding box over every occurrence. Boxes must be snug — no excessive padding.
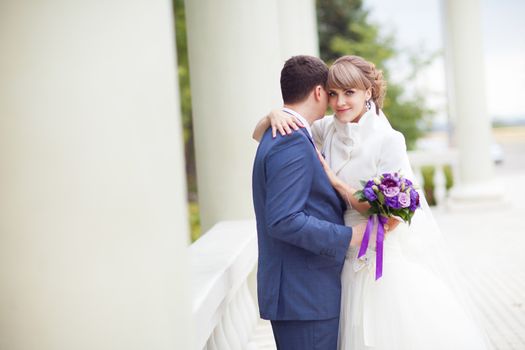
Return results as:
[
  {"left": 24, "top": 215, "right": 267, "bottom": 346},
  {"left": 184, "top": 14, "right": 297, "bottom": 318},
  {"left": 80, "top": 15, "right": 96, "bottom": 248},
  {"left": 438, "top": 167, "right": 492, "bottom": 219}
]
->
[
  {"left": 259, "top": 127, "right": 309, "bottom": 145},
  {"left": 261, "top": 128, "right": 310, "bottom": 153}
]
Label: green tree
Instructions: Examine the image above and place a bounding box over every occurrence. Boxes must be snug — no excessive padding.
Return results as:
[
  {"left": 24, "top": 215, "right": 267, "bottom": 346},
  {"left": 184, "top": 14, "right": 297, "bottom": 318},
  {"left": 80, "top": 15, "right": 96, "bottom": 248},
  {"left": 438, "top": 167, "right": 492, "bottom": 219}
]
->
[
  {"left": 317, "top": 0, "right": 434, "bottom": 149},
  {"left": 174, "top": 0, "right": 201, "bottom": 240},
  {"left": 174, "top": 0, "right": 196, "bottom": 191}
]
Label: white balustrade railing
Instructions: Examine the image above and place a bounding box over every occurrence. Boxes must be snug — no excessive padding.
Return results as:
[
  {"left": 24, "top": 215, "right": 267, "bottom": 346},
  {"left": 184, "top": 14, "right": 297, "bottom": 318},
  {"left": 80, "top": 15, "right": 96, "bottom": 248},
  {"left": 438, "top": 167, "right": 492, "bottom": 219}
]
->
[
  {"left": 408, "top": 148, "right": 459, "bottom": 206},
  {"left": 190, "top": 220, "right": 260, "bottom": 350}
]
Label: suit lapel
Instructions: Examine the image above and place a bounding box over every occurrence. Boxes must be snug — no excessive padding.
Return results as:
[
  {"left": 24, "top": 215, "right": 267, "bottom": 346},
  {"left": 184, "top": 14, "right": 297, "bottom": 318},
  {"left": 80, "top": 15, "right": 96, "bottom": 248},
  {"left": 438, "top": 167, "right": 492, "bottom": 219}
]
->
[{"left": 299, "top": 128, "right": 316, "bottom": 149}]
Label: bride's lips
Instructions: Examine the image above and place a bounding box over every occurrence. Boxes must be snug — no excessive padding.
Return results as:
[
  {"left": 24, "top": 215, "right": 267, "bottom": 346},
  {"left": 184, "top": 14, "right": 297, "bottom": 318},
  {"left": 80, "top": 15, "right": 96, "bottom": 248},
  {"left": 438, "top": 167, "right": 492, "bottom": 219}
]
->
[{"left": 336, "top": 108, "right": 351, "bottom": 112}]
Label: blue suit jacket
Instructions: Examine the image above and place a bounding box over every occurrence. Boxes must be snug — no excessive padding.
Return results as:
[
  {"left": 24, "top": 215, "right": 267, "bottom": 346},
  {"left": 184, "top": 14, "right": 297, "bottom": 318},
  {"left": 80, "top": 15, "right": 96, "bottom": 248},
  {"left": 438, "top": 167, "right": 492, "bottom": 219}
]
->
[{"left": 252, "top": 127, "right": 353, "bottom": 321}]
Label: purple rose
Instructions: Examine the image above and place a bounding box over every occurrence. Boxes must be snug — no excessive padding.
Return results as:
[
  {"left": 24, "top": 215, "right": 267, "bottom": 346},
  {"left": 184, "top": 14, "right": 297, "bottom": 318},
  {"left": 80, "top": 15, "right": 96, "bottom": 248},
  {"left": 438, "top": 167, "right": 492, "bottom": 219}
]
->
[
  {"left": 383, "top": 186, "right": 400, "bottom": 198},
  {"left": 398, "top": 192, "right": 411, "bottom": 208},
  {"left": 409, "top": 189, "right": 420, "bottom": 211},
  {"left": 363, "top": 187, "right": 378, "bottom": 202},
  {"left": 381, "top": 177, "right": 400, "bottom": 189},
  {"left": 382, "top": 173, "right": 400, "bottom": 182},
  {"left": 385, "top": 195, "right": 401, "bottom": 209},
  {"left": 381, "top": 174, "right": 401, "bottom": 198},
  {"left": 365, "top": 180, "right": 375, "bottom": 189}
]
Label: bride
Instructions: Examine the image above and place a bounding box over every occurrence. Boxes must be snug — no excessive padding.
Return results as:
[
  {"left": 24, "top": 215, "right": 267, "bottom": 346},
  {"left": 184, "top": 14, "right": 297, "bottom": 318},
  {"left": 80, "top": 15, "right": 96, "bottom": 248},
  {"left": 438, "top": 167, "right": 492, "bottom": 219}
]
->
[{"left": 254, "top": 55, "right": 490, "bottom": 349}]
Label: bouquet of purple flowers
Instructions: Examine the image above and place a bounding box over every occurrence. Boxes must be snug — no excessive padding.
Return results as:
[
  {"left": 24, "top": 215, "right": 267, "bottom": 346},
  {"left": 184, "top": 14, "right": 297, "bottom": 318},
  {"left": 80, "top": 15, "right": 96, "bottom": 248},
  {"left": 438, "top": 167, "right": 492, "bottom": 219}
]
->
[
  {"left": 355, "top": 172, "right": 420, "bottom": 223},
  {"left": 354, "top": 172, "right": 420, "bottom": 280}
]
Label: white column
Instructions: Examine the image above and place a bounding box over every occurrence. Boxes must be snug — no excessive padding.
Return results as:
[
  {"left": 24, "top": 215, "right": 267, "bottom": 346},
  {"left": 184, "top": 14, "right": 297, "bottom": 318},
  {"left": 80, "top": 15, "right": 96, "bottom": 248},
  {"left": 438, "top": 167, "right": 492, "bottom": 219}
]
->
[
  {"left": 185, "top": 0, "right": 283, "bottom": 231},
  {"left": 277, "top": 0, "right": 320, "bottom": 62},
  {"left": 442, "top": 0, "right": 503, "bottom": 204},
  {"left": 0, "top": 1, "right": 191, "bottom": 349}
]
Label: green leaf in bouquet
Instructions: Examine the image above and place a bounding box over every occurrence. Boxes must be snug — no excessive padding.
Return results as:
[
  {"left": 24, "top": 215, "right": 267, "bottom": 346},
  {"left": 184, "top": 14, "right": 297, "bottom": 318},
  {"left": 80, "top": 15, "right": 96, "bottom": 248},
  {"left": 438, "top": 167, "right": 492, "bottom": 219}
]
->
[
  {"left": 366, "top": 207, "right": 378, "bottom": 217},
  {"left": 354, "top": 190, "right": 367, "bottom": 202},
  {"left": 377, "top": 192, "right": 385, "bottom": 204},
  {"left": 392, "top": 209, "right": 404, "bottom": 221},
  {"left": 360, "top": 180, "right": 368, "bottom": 187}
]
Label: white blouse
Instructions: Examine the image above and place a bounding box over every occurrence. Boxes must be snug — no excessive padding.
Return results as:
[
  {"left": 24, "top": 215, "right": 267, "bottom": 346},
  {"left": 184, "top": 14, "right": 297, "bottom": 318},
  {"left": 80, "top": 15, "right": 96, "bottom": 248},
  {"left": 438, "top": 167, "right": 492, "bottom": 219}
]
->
[{"left": 311, "top": 107, "right": 412, "bottom": 226}]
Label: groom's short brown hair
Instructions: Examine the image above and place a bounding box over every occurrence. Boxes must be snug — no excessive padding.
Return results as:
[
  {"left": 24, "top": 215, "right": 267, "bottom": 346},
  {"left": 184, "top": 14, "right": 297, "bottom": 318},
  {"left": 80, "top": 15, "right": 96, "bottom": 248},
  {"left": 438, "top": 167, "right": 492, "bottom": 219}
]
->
[{"left": 280, "top": 55, "right": 328, "bottom": 104}]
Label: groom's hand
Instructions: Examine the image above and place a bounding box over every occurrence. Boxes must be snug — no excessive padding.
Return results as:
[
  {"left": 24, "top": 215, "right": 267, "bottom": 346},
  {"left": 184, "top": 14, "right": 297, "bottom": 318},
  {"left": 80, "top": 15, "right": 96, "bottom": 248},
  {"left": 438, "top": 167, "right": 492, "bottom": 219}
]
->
[{"left": 349, "top": 222, "right": 368, "bottom": 247}]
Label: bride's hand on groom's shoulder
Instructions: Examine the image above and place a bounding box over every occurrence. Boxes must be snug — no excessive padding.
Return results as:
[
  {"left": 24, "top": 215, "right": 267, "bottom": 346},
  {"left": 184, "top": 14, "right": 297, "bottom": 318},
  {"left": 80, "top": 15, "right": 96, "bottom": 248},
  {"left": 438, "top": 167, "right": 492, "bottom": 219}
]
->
[
  {"left": 268, "top": 109, "right": 304, "bottom": 138},
  {"left": 251, "top": 109, "right": 304, "bottom": 141}
]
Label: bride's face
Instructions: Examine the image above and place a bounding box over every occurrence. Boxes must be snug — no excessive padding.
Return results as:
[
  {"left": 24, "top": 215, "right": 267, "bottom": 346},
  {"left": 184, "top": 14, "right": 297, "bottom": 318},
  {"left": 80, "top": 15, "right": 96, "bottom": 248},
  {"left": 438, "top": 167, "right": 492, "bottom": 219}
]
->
[{"left": 328, "top": 87, "right": 371, "bottom": 123}]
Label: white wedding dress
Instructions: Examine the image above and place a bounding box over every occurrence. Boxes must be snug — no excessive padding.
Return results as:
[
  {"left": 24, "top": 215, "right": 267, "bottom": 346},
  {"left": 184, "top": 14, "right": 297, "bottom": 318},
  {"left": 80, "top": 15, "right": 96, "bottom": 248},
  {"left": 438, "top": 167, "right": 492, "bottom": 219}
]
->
[{"left": 311, "top": 106, "right": 490, "bottom": 350}]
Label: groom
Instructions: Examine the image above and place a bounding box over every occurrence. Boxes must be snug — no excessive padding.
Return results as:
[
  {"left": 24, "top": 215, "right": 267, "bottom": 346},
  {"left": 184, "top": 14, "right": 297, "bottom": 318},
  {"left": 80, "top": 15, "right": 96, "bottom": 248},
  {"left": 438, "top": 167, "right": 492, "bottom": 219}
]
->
[{"left": 252, "top": 55, "right": 366, "bottom": 349}]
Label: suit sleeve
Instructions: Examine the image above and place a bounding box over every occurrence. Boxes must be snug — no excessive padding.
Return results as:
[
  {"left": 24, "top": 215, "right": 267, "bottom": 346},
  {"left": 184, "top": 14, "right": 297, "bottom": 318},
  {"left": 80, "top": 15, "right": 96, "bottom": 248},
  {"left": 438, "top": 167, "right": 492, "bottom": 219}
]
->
[{"left": 264, "top": 133, "right": 353, "bottom": 263}]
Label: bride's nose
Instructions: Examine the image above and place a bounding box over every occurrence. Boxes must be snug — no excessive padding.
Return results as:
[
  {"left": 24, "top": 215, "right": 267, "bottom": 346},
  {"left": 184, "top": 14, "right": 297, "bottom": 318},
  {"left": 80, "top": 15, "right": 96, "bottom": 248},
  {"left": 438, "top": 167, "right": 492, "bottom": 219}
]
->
[{"left": 337, "top": 95, "right": 346, "bottom": 107}]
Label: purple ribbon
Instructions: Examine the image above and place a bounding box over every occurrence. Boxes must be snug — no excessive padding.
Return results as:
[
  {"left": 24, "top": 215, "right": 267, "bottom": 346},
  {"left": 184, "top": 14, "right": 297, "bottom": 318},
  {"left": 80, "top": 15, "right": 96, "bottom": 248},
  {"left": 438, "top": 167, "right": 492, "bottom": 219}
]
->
[{"left": 357, "top": 215, "right": 388, "bottom": 280}]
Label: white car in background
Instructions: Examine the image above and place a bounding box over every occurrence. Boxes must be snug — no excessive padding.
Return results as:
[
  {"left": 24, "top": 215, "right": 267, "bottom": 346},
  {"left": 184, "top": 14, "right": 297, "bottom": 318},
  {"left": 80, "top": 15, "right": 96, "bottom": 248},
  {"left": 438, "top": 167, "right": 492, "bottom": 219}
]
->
[{"left": 491, "top": 142, "right": 504, "bottom": 164}]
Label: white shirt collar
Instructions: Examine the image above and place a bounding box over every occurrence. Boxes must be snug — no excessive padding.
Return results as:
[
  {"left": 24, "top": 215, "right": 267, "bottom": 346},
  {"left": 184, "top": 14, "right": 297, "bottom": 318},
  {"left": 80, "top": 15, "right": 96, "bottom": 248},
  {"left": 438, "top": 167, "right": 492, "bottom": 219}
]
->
[{"left": 282, "top": 107, "right": 313, "bottom": 138}]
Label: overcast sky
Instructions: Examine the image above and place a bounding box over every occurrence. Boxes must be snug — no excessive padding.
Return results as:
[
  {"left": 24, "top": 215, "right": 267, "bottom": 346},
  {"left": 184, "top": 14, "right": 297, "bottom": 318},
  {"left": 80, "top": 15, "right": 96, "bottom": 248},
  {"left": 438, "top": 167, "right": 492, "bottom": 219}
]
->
[{"left": 364, "top": 0, "right": 525, "bottom": 121}]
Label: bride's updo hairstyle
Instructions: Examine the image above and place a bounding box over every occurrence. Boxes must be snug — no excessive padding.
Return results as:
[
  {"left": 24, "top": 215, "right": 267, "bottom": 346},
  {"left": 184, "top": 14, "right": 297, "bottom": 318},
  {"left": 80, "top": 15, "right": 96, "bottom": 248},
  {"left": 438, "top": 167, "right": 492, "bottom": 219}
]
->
[{"left": 327, "top": 55, "right": 387, "bottom": 114}]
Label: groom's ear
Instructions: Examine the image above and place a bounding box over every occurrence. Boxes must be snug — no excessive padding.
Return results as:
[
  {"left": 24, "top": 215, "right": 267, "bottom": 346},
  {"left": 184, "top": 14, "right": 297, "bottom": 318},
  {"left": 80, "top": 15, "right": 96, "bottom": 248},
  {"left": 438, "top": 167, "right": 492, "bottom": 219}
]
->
[{"left": 314, "top": 85, "right": 324, "bottom": 101}]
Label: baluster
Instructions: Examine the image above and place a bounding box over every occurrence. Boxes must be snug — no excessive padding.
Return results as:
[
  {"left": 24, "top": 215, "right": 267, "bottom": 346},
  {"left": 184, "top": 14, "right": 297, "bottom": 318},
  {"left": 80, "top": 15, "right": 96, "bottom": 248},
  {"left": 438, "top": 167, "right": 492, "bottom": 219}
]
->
[
  {"left": 238, "top": 282, "right": 255, "bottom": 336},
  {"left": 241, "top": 280, "right": 258, "bottom": 344},
  {"left": 451, "top": 160, "right": 460, "bottom": 190},
  {"left": 206, "top": 333, "right": 217, "bottom": 350},
  {"left": 434, "top": 165, "right": 446, "bottom": 206},
  {"left": 414, "top": 166, "right": 424, "bottom": 190},
  {"left": 243, "top": 282, "right": 258, "bottom": 329},
  {"left": 224, "top": 304, "right": 243, "bottom": 350},
  {"left": 212, "top": 320, "right": 230, "bottom": 350},
  {"left": 231, "top": 289, "right": 249, "bottom": 347}
]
